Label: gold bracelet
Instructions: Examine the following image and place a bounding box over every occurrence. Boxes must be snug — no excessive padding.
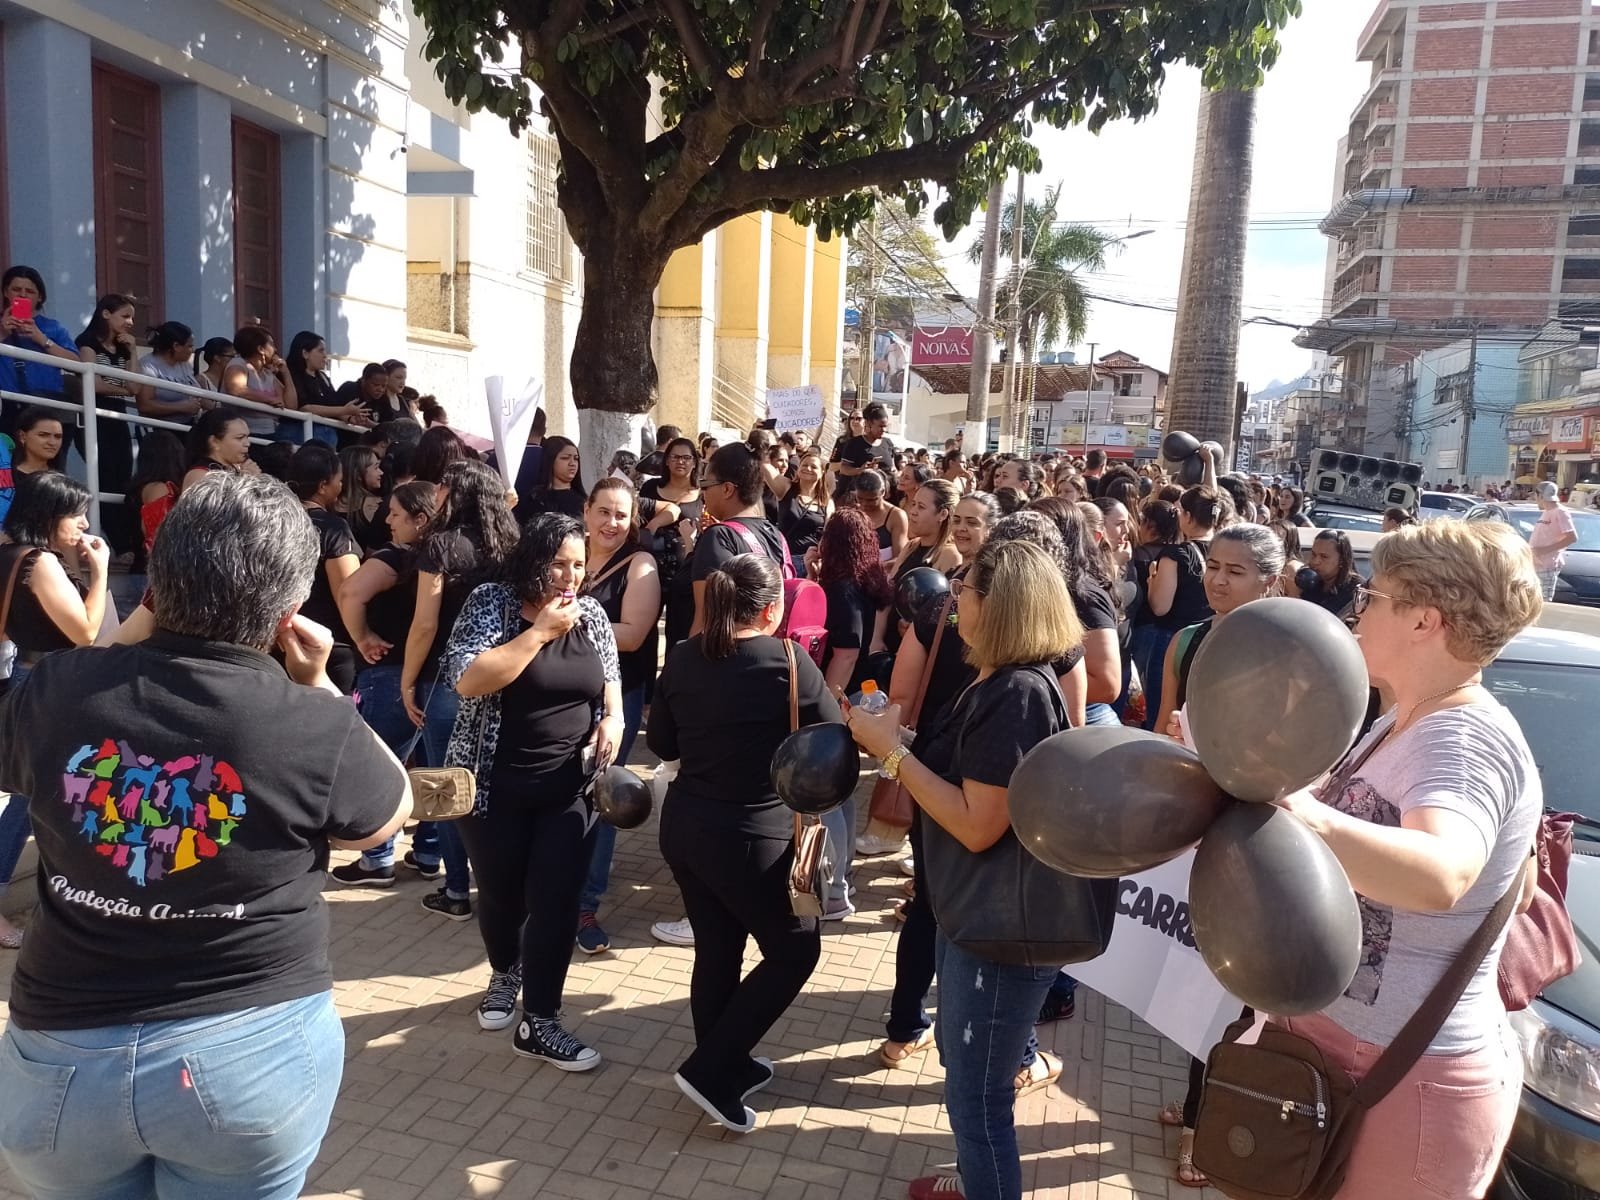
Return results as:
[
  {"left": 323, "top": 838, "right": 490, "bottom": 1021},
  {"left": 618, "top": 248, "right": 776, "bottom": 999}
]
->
[{"left": 882, "top": 743, "right": 911, "bottom": 780}]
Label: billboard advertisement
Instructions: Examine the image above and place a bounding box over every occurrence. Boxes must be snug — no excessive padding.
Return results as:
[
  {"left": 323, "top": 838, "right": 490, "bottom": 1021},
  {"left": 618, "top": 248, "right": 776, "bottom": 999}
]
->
[{"left": 911, "top": 324, "right": 974, "bottom": 366}]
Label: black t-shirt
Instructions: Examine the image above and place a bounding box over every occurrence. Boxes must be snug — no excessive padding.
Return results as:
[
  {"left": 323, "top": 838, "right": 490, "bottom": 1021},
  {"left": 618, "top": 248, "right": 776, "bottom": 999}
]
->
[
  {"left": 836, "top": 435, "right": 894, "bottom": 497},
  {"left": 364, "top": 544, "right": 418, "bottom": 670},
  {"left": 822, "top": 579, "right": 882, "bottom": 693},
  {"left": 691, "top": 517, "right": 789, "bottom": 586},
  {"left": 1155, "top": 541, "right": 1213, "bottom": 630},
  {"left": 585, "top": 549, "right": 659, "bottom": 694},
  {"left": 336, "top": 381, "right": 408, "bottom": 426},
  {"left": 0, "top": 632, "right": 402, "bottom": 1029},
  {"left": 1073, "top": 580, "right": 1118, "bottom": 635},
  {"left": 418, "top": 528, "right": 488, "bottom": 680},
  {"left": 778, "top": 491, "right": 827, "bottom": 558},
  {"left": 510, "top": 445, "right": 546, "bottom": 524},
  {"left": 493, "top": 620, "right": 605, "bottom": 798},
  {"left": 303, "top": 507, "right": 360, "bottom": 643},
  {"left": 916, "top": 662, "right": 1068, "bottom": 788},
  {"left": 638, "top": 450, "right": 667, "bottom": 479},
  {"left": 530, "top": 486, "right": 587, "bottom": 520},
  {"left": 648, "top": 635, "right": 841, "bottom": 837}
]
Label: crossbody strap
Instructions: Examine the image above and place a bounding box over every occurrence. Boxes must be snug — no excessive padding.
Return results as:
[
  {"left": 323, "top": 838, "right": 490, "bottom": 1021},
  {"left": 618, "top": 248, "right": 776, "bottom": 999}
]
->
[
  {"left": 784, "top": 638, "right": 802, "bottom": 845},
  {"left": 1351, "top": 881, "right": 1520, "bottom": 1107},
  {"left": 582, "top": 548, "right": 640, "bottom": 596},
  {"left": 0, "top": 544, "right": 34, "bottom": 643},
  {"left": 905, "top": 591, "right": 955, "bottom": 728}
]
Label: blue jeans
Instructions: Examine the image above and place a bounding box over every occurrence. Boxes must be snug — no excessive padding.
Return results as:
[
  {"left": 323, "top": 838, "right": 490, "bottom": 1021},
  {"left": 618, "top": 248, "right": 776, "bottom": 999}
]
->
[
  {"left": 1129, "top": 624, "right": 1178, "bottom": 732},
  {"left": 0, "top": 991, "right": 343, "bottom": 1200},
  {"left": 579, "top": 686, "right": 644, "bottom": 915},
  {"left": 1084, "top": 702, "right": 1119, "bottom": 726},
  {"left": 360, "top": 681, "right": 469, "bottom": 896},
  {"left": 820, "top": 798, "right": 854, "bottom": 908},
  {"left": 353, "top": 666, "right": 423, "bottom": 871},
  {"left": 935, "top": 935, "right": 1058, "bottom": 1200}
]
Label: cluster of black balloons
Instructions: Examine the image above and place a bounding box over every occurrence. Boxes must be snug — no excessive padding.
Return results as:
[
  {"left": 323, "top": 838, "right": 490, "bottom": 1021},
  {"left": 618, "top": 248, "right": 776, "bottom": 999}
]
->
[
  {"left": 1009, "top": 598, "right": 1371, "bottom": 1015},
  {"left": 1162, "top": 430, "right": 1225, "bottom": 486}
]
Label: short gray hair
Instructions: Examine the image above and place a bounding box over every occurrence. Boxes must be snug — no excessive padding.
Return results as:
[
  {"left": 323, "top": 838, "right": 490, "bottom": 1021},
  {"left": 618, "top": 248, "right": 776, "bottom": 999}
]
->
[{"left": 149, "top": 473, "right": 318, "bottom": 648}]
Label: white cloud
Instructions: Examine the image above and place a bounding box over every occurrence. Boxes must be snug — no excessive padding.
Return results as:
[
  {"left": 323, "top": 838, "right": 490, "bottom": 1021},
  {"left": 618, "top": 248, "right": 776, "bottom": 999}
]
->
[{"left": 934, "top": 3, "right": 1374, "bottom": 389}]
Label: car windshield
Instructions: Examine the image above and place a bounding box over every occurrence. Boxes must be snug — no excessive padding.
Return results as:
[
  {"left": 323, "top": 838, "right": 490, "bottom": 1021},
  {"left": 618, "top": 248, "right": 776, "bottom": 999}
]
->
[
  {"left": 1505, "top": 509, "right": 1600, "bottom": 552},
  {"left": 1482, "top": 659, "right": 1600, "bottom": 833},
  {"left": 1311, "top": 510, "right": 1385, "bottom": 533}
]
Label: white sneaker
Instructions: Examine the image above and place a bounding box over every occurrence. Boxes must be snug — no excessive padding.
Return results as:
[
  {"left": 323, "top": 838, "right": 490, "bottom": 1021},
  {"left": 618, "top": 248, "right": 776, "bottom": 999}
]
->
[
  {"left": 856, "top": 832, "right": 907, "bottom": 857},
  {"left": 898, "top": 856, "right": 916, "bottom": 877},
  {"left": 651, "top": 917, "right": 695, "bottom": 946}
]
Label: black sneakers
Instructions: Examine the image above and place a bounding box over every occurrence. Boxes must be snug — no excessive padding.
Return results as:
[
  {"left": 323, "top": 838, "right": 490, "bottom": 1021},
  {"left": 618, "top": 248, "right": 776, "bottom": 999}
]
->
[
  {"left": 738, "top": 1056, "right": 775, "bottom": 1100},
  {"left": 477, "top": 965, "right": 522, "bottom": 1031},
  {"left": 513, "top": 1014, "right": 601, "bottom": 1072},
  {"left": 674, "top": 1064, "right": 757, "bottom": 1133},
  {"left": 330, "top": 860, "right": 396, "bottom": 887}
]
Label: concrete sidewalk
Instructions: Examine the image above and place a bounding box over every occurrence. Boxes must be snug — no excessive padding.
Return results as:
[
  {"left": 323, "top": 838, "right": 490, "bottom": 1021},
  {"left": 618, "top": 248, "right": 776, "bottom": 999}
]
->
[{"left": 0, "top": 781, "right": 1204, "bottom": 1200}]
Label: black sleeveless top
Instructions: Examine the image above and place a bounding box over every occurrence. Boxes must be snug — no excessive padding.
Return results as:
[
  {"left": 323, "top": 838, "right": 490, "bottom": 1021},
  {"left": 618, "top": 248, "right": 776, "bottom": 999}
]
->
[
  {"left": 1155, "top": 541, "right": 1213, "bottom": 631},
  {"left": 0, "top": 545, "right": 85, "bottom": 661},
  {"left": 584, "top": 549, "right": 659, "bottom": 694},
  {"left": 778, "top": 491, "right": 827, "bottom": 557},
  {"left": 1174, "top": 618, "right": 1215, "bottom": 708}
]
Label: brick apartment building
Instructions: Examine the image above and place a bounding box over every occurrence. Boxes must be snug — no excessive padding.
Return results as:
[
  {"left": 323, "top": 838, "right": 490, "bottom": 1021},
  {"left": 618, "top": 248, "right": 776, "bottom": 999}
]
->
[{"left": 1298, "top": 0, "right": 1600, "bottom": 458}]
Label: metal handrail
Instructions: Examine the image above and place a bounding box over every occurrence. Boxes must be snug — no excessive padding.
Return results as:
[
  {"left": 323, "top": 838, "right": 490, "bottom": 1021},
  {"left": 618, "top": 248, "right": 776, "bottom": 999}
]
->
[{"left": 0, "top": 342, "right": 362, "bottom": 529}]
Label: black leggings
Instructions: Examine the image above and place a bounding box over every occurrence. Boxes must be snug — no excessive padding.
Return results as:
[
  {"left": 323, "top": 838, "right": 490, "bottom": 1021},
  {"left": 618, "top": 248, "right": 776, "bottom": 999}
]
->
[
  {"left": 456, "top": 787, "right": 597, "bottom": 1018},
  {"left": 659, "top": 807, "right": 821, "bottom": 1080},
  {"left": 73, "top": 408, "right": 135, "bottom": 555}
]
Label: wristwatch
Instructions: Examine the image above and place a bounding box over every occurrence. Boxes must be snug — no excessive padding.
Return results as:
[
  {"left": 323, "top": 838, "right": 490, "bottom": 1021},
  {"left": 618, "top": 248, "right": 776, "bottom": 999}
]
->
[{"left": 881, "top": 744, "right": 911, "bottom": 780}]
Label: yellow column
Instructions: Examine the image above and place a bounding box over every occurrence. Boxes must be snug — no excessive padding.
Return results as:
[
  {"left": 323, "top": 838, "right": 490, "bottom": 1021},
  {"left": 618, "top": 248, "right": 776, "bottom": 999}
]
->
[
  {"left": 767, "top": 214, "right": 814, "bottom": 389},
  {"left": 655, "top": 239, "right": 717, "bottom": 435},
  {"left": 714, "top": 213, "right": 772, "bottom": 428},
  {"left": 808, "top": 232, "right": 846, "bottom": 416}
]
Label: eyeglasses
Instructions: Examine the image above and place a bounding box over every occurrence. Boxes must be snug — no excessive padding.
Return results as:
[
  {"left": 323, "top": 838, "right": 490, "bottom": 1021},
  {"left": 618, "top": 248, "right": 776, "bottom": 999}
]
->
[
  {"left": 667, "top": 454, "right": 695, "bottom": 464},
  {"left": 951, "top": 576, "right": 984, "bottom": 599},
  {"left": 1351, "top": 582, "right": 1398, "bottom": 616}
]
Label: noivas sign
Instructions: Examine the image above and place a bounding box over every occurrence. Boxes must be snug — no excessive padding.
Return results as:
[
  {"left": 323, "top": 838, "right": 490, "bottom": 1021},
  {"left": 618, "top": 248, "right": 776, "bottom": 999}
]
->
[{"left": 912, "top": 324, "right": 974, "bottom": 366}]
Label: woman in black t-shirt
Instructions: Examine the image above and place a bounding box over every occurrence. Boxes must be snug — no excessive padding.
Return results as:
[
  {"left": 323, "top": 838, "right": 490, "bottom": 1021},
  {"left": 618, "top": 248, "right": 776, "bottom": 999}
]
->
[
  {"left": 641, "top": 437, "right": 703, "bottom": 645},
  {"left": 443, "top": 513, "right": 622, "bottom": 1071},
  {"left": 527, "top": 435, "right": 587, "bottom": 519},
  {"left": 74, "top": 294, "right": 140, "bottom": 553},
  {"left": 648, "top": 553, "right": 840, "bottom": 1133},
  {"left": 817, "top": 507, "right": 895, "bottom": 697},
  {"left": 1134, "top": 488, "right": 1218, "bottom": 729},
  {"left": 401, "top": 459, "right": 521, "bottom": 916},
  {"left": 287, "top": 444, "right": 362, "bottom": 693},
  {"left": 1295, "top": 529, "right": 1362, "bottom": 617},
  {"left": 847, "top": 539, "right": 1085, "bottom": 1200},
  {"left": 775, "top": 448, "right": 831, "bottom": 559},
  {"left": 1028, "top": 496, "right": 1123, "bottom": 723},
  {"left": 331, "top": 481, "right": 439, "bottom": 886},
  {"left": 338, "top": 445, "right": 387, "bottom": 554},
  {"left": 575, "top": 478, "right": 661, "bottom": 951}
]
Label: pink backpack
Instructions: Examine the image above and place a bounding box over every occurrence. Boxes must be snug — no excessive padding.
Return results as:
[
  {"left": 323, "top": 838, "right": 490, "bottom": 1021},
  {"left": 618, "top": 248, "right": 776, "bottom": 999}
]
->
[{"left": 723, "top": 521, "right": 829, "bottom": 667}]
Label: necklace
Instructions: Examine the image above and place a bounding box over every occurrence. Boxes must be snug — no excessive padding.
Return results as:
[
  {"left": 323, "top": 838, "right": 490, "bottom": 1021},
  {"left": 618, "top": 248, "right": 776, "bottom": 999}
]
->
[{"left": 1398, "top": 679, "right": 1480, "bottom": 731}]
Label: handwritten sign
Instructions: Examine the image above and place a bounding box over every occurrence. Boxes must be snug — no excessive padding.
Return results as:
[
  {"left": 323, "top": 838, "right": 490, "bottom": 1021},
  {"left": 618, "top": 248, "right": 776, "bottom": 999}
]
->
[
  {"left": 485, "top": 376, "right": 544, "bottom": 487},
  {"left": 767, "top": 385, "right": 824, "bottom": 432}
]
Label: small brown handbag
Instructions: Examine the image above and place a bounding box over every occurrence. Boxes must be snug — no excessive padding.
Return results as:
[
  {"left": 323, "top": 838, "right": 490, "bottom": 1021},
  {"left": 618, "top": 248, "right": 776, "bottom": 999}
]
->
[
  {"left": 405, "top": 766, "right": 477, "bottom": 821},
  {"left": 866, "top": 592, "right": 953, "bottom": 829},
  {"left": 781, "top": 639, "right": 834, "bottom": 918}
]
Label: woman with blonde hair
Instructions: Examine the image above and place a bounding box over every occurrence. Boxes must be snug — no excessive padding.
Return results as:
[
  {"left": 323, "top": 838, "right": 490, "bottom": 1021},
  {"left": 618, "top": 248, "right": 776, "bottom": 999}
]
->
[
  {"left": 848, "top": 538, "right": 1084, "bottom": 1200},
  {"left": 1272, "top": 520, "right": 1542, "bottom": 1199}
]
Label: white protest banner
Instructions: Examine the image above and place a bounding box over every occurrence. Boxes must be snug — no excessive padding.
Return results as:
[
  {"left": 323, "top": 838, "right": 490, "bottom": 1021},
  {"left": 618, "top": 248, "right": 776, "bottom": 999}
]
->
[
  {"left": 1070, "top": 851, "right": 1243, "bottom": 1059},
  {"left": 485, "top": 376, "right": 544, "bottom": 488},
  {"left": 767, "top": 384, "right": 824, "bottom": 432}
]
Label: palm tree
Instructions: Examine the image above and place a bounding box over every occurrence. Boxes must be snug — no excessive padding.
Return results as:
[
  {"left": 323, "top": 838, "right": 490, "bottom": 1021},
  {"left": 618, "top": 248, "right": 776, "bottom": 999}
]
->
[
  {"left": 1167, "top": 87, "right": 1257, "bottom": 452},
  {"left": 969, "top": 185, "right": 1115, "bottom": 445}
]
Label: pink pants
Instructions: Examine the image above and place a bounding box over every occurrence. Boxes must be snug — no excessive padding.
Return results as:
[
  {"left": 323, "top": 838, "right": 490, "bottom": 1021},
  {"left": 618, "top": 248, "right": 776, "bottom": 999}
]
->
[{"left": 1277, "top": 1012, "right": 1522, "bottom": 1200}]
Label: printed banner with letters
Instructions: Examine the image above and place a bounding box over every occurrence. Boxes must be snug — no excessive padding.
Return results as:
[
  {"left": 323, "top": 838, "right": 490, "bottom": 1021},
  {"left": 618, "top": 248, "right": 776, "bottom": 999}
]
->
[{"left": 767, "top": 385, "right": 825, "bottom": 432}]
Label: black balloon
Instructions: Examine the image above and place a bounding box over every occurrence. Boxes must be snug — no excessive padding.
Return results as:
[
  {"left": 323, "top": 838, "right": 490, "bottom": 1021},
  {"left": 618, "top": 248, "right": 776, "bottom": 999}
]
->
[
  {"left": 896, "top": 566, "right": 951, "bottom": 625},
  {"left": 1009, "top": 726, "right": 1228, "bottom": 877},
  {"left": 1190, "top": 802, "right": 1362, "bottom": 1014},
  {"left": 1185, "top": 597, "right": 1368, "bottom": 802},
  {"left": 771, "top": 723, "right": 860, "bottom": 815},
  {"left": 1176, "top": 454, "right": 1206, "bottom": 486},
  {"left": 1200, "top": 440, "right": 1225, "bottom": 468},
  {"left": 1162, "top": 430, "right": 1200, "bottom": 462},
  {"left": 595, "top": 766, "right": 653, "bottom": 829}
]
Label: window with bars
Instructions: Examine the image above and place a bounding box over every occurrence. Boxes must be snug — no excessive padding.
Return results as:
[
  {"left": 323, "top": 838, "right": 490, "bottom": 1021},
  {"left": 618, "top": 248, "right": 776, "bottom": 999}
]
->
[{"left": 525, "top": 134, "right": 568, "bottom": 281}]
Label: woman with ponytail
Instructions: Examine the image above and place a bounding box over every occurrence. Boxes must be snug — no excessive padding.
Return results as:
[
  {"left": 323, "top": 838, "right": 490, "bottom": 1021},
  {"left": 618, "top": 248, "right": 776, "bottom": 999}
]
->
[{"left": 648, "top": 553, "right": 842, "bottom": 1134}]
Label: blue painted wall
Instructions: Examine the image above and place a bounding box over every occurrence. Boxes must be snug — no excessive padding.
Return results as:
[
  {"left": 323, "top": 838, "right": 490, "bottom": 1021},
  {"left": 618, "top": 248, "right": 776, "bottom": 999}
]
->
[{"left": 1408, "top": 339, "right": 1520, "bottom": 488}]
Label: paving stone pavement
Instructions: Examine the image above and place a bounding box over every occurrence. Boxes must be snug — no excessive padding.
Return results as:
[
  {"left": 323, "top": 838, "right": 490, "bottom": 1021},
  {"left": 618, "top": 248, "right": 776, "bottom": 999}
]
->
[{"left": 0, "top": 767, "right": 1209, "bottom": 1200}]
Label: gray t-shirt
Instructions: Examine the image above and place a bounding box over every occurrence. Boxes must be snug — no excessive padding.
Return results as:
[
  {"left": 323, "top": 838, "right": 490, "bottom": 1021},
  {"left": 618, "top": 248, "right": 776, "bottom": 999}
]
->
[
  {"left": 1315, "top": 702, "right": 1539, "bottom": 1054},
  {"left": 225, "top": 357, "right": 280, "bottom": 438},
  {"left": 139, "top": 355, "right": 210, "bottom": 423}
]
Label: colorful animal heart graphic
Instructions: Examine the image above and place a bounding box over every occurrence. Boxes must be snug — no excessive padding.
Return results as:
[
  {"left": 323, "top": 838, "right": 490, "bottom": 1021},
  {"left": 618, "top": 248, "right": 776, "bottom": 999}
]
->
[{"left": 60, "top": 740, "right": 248, "bottom": 887}]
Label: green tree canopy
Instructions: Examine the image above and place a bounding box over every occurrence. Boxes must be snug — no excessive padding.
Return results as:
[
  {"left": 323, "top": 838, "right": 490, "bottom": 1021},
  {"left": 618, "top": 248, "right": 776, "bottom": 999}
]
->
[{"left": 413, "top": 0, "right": 1298, "bottom": 413}]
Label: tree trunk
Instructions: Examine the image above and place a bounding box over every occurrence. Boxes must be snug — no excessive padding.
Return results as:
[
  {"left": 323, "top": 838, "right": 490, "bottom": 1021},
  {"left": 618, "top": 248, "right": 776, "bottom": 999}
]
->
[
  {"left": 967, "top": 180, "right": 1005, "bottom": 431},
  {"left": 1166, "top": 88, "right": 1256, "bottom": 459},
  {"left": 569, "top": 242, "right": 667, "bottom": 417}
]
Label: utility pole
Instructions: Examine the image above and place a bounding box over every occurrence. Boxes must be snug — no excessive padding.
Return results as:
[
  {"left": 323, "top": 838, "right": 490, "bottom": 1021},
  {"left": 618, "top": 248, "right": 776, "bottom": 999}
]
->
[
  {"left": 1458, "top": 329, "right": 1478, "bottom": 490},
  {"left": 967, "top": 181, "right": 1004, "bottom": 446},
  {"left": 999, "top": 169, "right": 1025, "bottom": 453},
  {"left": 859, "top": 207, "right": 879, "bottom": 412},
  {"left": 1082, "top": 341, "right": 1097, "bottom": 457}
]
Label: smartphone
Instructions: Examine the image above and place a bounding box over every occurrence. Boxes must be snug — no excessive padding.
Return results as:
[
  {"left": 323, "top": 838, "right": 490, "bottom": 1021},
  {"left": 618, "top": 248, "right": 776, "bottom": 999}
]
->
[{"left": 8, "top": 298, "right": 32, "bottom": 322}]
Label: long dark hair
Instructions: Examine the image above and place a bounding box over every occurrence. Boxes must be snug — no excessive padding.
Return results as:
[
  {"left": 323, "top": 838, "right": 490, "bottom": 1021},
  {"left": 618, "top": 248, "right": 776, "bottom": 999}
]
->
[
  {"left": 185, "top": 408, "right": 249, "bottom": 469},
  {"left": 147, "top": 321, "right": 194, "bottom": 356},
  {"left": 412, "top": 425, "right": 467, "bottom": 484},
  {"left": 286, "top": 331, "right": 327, "bottom": 399},
  {"left": 79, "top": 293, "right": 135, "bottom": 348},
  {"left": 817, "top": 508, "right": 894, "bottom": 605},
  {"left": 287, "top": 442, "right": 341, "bottom": 504},
  {"left": 423, "top": 458, "right": 519, "bottom": 572},
  {"left": 535, "top": 435, "right": 587, "bottom": 498},
  {"left": 503, "top": 511, "right": 584, "bottom": 604},
  {"left": 1313, "top": 530, "right": 1358, "bottom": 585},
  {"left": 1028, "top": 495, "right": 1115, "bottom": 597},
  {"left": 14, "top": 406, "right": 67, "bottom": 470},
  {"left": 701, "top": 553, "right": 782, "bottom": 659},
  {"left": 125, "top": 430, "right": 187, "bottom": 512},
  {"left": 3, "top": 471, "right": 89, "bottom": 549},
  {"left": 1140, "top": 498, "right": 1181, "bottom": 544}
]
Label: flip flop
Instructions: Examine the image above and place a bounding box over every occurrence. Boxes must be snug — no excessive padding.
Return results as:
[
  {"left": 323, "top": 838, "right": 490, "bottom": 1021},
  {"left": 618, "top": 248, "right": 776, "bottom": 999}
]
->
[
  {"left": 878, "top": 1028, "right": 935, "bottom": 1068},
  {"left": 1158, "top": 1101, "right": 1186, "bottom": 1127}
]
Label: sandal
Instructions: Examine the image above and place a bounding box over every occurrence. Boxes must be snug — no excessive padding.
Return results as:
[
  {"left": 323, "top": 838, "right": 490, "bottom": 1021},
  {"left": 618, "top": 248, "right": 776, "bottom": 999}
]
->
[
  {"left": 1176, "top": 1131, "right": 1207, "bottom": 1188},
  {"left": 878, "top": 1028, "right": 935, "bottom": 1069},
  {"left": 1157, "top": 1101, "right": 1186, "bottom": 1127},
  {"left": 900, "top": 878, "right": 916, "bottom": 899},
  {"left": 1014, "top": 1050, "right": 1062, "bottom": 1096}
]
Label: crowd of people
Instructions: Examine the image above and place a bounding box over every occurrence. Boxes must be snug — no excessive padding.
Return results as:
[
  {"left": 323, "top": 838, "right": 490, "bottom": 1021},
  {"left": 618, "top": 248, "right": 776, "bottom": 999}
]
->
[{"left": 0, "top": 369, "right": 1552, "bottom": 1200}]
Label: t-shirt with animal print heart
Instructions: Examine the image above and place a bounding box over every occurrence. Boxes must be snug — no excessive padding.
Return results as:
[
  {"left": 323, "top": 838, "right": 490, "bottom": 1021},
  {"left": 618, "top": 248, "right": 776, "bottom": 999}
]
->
[{"left": 0, "top": 630, "right": 404, "bottom": 1030}]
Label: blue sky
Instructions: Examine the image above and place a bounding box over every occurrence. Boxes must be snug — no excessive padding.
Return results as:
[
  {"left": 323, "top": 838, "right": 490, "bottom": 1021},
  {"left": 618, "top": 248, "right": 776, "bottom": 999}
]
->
[{"left": 936, "top": 2, "right": 1375, "bottom": 389}]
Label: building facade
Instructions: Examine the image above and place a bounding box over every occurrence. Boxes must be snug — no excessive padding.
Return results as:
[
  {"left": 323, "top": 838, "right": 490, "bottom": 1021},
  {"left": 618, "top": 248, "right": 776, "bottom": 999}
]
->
[
  {"left": 1509, "top": 322, "right": 1600, "bottom": 486},
  {"left": 1300, "top": 0, "right": 1600, "bottom": 458},
  {"left": 1404, "top": 337, "right": 1520, "bottom": 488},
  {"left": 2, "top": 0, "right": 844, "bottom": 451}
]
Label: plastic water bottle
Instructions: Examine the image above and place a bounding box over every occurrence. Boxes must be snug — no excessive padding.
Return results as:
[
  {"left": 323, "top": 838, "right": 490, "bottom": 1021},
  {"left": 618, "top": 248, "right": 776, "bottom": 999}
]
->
[{"left": 858, "top": 680, "right": 894, "bottom": 778}]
